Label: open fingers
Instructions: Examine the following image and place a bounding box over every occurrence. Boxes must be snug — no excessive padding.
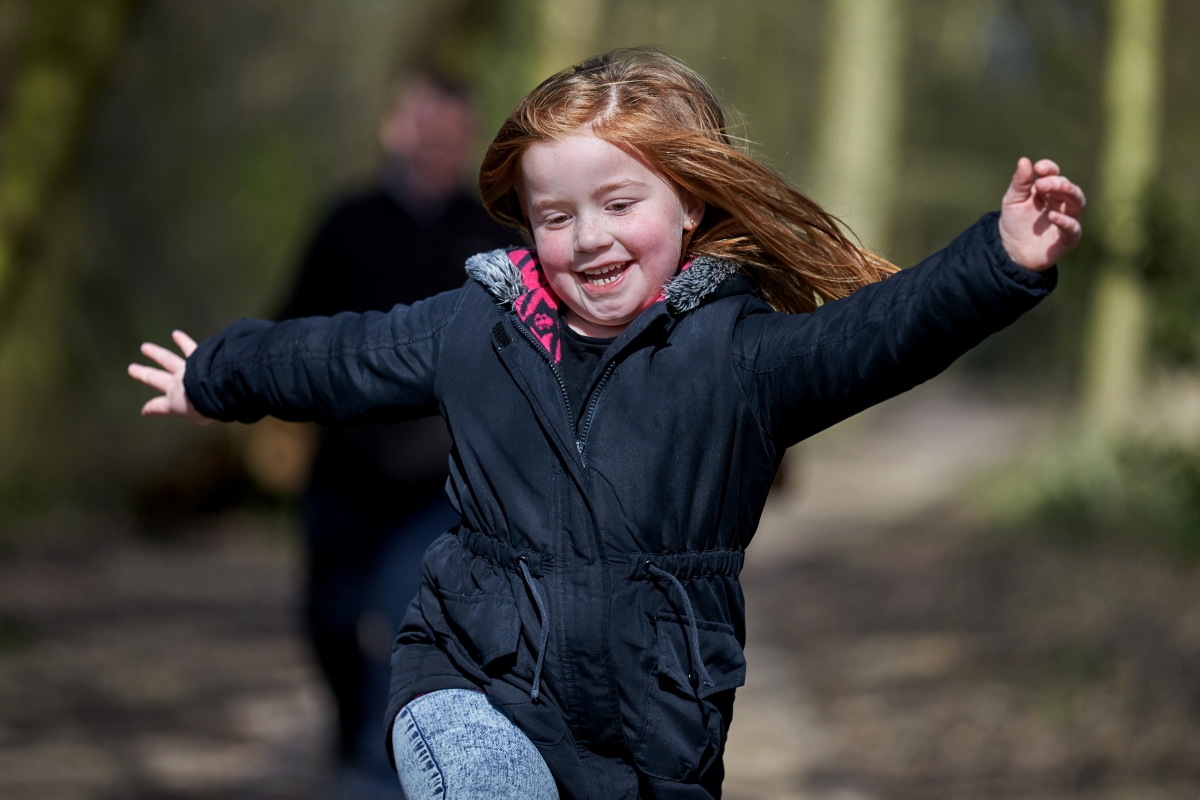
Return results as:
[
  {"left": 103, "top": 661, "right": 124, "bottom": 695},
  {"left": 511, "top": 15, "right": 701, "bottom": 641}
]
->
[
  {"left": 140, "top": 341, "right": 186, "bottom": 373},
  {"left": 128, "top": 363, "right": 174, "bottom": 393},
  {"left": 172, "top": 330, "right": 198, "bottom": 357}
]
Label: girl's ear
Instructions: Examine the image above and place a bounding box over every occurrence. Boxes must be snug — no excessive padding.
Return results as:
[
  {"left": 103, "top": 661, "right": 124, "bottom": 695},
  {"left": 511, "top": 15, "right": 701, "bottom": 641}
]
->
[{"left": 682, "top": 194, "right": 705, "bottom": 231}]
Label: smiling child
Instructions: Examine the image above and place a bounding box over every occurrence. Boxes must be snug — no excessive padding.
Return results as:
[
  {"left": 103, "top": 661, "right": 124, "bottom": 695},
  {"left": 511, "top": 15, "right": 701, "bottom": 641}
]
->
[{"left": 130, "top": 49, "right": 1084, "bottom": 800}]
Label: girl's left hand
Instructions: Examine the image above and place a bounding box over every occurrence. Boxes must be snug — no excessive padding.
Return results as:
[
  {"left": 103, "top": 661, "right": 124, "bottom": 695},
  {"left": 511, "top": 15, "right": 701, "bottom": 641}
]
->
[
  {"left": 127, "top": 330, "right": 212, "bottom": 425},
  {"left": 998, "top": 157, "right": 1086, "bottom": 272}
]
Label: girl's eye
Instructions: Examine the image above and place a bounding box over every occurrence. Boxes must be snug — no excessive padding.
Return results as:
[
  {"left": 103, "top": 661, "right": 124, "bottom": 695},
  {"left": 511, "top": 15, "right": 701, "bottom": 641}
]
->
[
  {"left": 609, "top": 201, "right": 633, "bottom": 213},
  {"left": 544, "top": 214, "right": 571, "bottom": 227}
]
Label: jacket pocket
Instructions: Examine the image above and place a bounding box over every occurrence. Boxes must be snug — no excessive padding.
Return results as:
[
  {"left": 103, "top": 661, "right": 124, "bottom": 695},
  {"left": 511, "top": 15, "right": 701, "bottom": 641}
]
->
[
  {"left": 436, "top": 589, "right": 520, "bottom": 670},
  {"left": 423, "top": 535, "right": 522, "bottom": 673},
  {"left": 632, "top": 614, "right": 747, "bottom": 782}
]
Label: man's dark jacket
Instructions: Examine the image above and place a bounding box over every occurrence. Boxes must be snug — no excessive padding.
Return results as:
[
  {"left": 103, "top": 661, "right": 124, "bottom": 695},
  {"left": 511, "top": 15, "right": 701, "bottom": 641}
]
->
[
  {"left": 185, "top": 214, "right": 1056, "bottom": 799},
  {"left": 281, "top": 187, "right": 511, "bottom": 513}
]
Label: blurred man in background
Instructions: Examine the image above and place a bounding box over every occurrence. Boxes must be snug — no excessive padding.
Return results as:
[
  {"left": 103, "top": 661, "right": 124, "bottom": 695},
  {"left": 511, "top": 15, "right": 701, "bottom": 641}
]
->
[{"left": 279, "top": 76, "right": 512, "bottom": 799}]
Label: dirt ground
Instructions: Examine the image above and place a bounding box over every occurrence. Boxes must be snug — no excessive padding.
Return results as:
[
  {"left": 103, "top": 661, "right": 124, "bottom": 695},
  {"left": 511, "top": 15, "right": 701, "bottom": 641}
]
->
[{"left": 3, "top": 379, "right": 1200, "bottom": 799}]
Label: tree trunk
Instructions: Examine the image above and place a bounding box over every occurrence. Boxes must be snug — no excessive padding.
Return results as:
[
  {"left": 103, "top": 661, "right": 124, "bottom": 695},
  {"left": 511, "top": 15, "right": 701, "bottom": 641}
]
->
[
  {"left": 533, "top": 0, "right": 605, "bottom": 83},
  {"left": 811, "top": 0, "right": 905, "bottom": 253},
  {"left": 0, "top": 0, "right": 140, "bottom": 318},
  {"left": 1081, "top": 0, "right": 1164, "bottom": 431}
]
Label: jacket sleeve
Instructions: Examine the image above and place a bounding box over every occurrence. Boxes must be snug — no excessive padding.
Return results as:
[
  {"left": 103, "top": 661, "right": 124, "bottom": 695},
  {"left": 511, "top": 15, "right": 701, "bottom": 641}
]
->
[
  {"left": 183, "top": 287, "right": 466, "bottom": 427},
  {"left": 735, "top": 213, "right": 1057, "bottom": 449}
]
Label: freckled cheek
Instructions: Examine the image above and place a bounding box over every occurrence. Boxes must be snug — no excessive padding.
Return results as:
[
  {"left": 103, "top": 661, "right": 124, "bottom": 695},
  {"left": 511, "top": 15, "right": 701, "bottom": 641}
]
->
[
  {"left": 622, "top": 217, "right": 682, "bottom": 277},
  {"left": 534, "top": 232, "right": 575, "bottom": 284}
]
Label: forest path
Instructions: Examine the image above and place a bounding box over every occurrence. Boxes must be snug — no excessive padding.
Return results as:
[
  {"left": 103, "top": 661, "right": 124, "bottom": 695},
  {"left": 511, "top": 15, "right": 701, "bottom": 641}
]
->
[
  {"left": 722, "top": 378, "right": 1048, "bottom": 800},
  {"left": 0, "top": 522, "right": 329, "bottom": 800},
  {"left": 723, "top": 378, "right": 1200, "bottom": 800},
  {"left": 5, "top": 379, "right": 1199, "bottom": 799}
]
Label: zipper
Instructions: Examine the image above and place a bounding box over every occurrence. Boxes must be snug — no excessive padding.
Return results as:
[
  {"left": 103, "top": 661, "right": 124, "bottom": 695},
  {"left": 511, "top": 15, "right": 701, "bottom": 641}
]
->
[
  {"left": 510, "top": 317, "right": 573, "bottom": 429},
  {"left": 510, "top": 315, "right": 619, "bottom": 466},
  {"left": 576, "top": 360, "right": 617, "bottom": 464}
]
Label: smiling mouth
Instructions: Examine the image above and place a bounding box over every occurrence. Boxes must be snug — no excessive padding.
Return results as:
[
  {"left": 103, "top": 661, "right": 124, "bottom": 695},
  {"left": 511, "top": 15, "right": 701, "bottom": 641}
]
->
[{"left": 580, "top": 261, "right": 631, "bottom": 288}]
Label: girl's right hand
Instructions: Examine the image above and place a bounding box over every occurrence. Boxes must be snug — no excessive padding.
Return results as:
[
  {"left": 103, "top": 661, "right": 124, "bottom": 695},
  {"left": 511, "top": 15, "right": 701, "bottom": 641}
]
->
[{"left": 127, "top": 330, "right": 212, "bottom": 425}]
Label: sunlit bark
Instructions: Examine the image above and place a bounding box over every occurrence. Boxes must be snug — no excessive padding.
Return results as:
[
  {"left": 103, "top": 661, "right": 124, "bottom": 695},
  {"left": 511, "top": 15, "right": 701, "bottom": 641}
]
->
[
  {"left": 812, "top": 0, "right": 905, "bottom": 253},
  {"left": 533, "top": 0, "right": 605, "bottom": 82},
  {"left": 1081, "top": 0, "right": 1164, "bottom": 431}
]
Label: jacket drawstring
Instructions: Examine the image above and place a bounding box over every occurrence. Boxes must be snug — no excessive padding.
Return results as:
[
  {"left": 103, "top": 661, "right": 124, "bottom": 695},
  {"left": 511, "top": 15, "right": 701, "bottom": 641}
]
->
[
  {"left": 647, "top": 563, "right": 715, "bottom": 692},
  {"left": 518, "top": 558, "right": 550, "bottom": 702}
]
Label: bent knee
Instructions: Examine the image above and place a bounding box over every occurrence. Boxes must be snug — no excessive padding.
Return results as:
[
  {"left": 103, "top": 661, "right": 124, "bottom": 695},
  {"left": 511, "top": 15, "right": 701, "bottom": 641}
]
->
[{"left": 393, "top": 689, "right": 557, "bottom": 800}]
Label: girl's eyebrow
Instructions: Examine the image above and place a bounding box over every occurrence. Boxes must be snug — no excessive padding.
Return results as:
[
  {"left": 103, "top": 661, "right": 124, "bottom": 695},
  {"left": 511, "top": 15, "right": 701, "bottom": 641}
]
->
[
  {"left": 530, "top": 179, "right": 646, "bottom": 212},
  {"left": 593, "top": 179, "right": 644, "bottom": 196}
]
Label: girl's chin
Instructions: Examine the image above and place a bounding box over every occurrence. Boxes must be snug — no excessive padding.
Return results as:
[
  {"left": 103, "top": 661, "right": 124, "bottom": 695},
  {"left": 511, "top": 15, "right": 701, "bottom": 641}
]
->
[{"left": 572, "top": 299, "right": 648, "bottom": 332}]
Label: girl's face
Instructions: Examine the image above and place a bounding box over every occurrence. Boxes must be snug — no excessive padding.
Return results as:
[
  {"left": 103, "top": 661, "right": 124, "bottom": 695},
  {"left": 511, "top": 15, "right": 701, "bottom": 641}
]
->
[{"left": 519, "top": 132, "right": 703, "bottom": 337}]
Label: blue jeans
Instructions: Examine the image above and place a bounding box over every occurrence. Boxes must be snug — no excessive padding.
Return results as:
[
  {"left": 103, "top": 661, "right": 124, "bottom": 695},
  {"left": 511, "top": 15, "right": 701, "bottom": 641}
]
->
[{"left": 392, "top": 690, "right": 558, "bottom": 800}]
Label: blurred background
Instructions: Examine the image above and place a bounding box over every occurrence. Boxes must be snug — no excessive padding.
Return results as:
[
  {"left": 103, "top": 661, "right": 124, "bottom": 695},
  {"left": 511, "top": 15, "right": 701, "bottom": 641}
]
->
[{"left": 1, "top": 0, "right": 1199, "bottom": 797}]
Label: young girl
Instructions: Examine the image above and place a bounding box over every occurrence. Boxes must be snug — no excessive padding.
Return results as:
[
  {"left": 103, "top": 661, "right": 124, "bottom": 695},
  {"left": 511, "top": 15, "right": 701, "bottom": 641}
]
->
[{"left": 130, "top": 49, "right": 1084, "bottom": 800}]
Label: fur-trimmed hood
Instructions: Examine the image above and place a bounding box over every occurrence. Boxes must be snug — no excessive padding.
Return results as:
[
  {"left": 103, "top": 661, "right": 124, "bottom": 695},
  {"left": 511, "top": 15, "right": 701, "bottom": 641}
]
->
[{"left": 464, "top": 247, "right": 741, "bottom": 316}]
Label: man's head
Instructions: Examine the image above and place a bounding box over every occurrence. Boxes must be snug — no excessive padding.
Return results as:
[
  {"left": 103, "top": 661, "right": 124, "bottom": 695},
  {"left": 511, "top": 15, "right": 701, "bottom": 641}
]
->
[{"left": 379, "top": 76, "right": 477, "bottom": 203}]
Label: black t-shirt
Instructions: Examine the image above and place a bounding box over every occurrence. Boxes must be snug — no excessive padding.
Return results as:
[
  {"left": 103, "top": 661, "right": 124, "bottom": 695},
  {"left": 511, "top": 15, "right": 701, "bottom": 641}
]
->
[{"left": 559, "top": 324, "right": 615, "bottom": 427}]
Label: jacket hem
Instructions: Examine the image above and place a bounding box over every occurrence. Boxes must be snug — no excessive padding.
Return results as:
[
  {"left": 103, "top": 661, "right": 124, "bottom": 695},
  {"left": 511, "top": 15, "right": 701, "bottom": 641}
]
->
[{"left": 383, "top": 670, "right": 482, "bottom": 770}]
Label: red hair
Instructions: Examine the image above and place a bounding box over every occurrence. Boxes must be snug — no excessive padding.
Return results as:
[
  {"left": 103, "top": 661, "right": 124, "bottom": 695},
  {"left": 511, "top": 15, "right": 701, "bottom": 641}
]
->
[{"left": 479, "top": 48, "right": 895, "bottom": 314}]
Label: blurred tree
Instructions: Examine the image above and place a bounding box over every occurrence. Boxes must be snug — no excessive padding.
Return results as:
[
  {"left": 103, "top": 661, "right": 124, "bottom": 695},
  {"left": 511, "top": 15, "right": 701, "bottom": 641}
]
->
[
  {"left": 811, "top": 0, "right": 905, "bottom": 252},
  {"left": 533, "top": 0, "right": 605, "bottom": 81},
  {"left": 0, "top": 1, "right": 458, "bottom": 531},
  {"left": 597, "top": 0, "right": 824, "bottom": 188},
  {"left": 428, "top": 0, "right": 542, "bottom": 151},
  {"left": 1081, "top": 0, "right": 1164, "bottom": 431},
  {"left": 0, "top": 0, "right": 1193, "bottom": 533},
  {"left": 0, "top": 0, "right": 139, "bottom": 318},
  {"left": 0, "top": 0, "right": 140, "bottom": 526}
]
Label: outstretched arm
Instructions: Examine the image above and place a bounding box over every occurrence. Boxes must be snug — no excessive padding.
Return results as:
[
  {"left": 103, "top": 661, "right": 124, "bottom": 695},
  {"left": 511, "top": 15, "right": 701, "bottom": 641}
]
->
[
  {"left": 128, "top": 289, "right": 465, "bottom": 427},
  {"left": 739, "top": 157, "right": 1083, "bottom": 449}
]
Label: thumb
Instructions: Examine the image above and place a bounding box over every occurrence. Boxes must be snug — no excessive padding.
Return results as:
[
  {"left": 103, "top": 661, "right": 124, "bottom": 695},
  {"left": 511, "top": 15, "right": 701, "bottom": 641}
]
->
[{"left": 1004, "top": 157, "right": 1035, "bottom": 203}]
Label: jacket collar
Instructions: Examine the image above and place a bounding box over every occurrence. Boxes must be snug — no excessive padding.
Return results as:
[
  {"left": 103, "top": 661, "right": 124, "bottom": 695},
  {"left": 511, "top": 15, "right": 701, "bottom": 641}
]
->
[
  {"left": 465, "top": 247, "right": 743, "bottom": 359},
  {"left": 465, "top": 248, "right": 739, "bottom": 364}
]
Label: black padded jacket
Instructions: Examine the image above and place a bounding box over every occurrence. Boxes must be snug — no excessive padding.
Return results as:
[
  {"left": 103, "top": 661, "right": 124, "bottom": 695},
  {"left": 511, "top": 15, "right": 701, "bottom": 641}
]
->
[{"left": 184, "top": 213, "right": 1056, "bottom": 798}]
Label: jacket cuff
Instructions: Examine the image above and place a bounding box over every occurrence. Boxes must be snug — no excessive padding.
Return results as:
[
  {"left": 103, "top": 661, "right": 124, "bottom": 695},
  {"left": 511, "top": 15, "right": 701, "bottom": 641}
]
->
[
  {"left": 979, "top": 210, "right": 1058, "bottom": 294},
  {"left": 182, "top": 348, "right": 223, "bottom": 421}
]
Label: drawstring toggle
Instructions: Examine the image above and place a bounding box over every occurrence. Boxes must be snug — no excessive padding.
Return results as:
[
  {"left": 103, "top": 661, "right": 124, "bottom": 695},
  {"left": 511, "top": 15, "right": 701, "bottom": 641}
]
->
[{"left": 647, "top": 562, "right": 715, "bottom": 692}]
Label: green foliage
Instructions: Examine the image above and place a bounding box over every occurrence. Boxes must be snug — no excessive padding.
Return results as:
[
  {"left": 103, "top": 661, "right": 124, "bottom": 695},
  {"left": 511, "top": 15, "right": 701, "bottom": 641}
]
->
[
  {"left": 0, "top": 0, "right": 1196, "bottom": 533},
  {"left": 427, "top": 0, "right": 545, "bottom": 146},
  {"left": 0, "top": 1, "right": 414, "bottom": 528},
  {"left": 0, "top": 0, "right": 138, "bottom": 305},
  {"left": 978, "top": 432, "right": 1200, "bottom": 559},
  {"left": 1027, "top": 638, "right": 1110, "bottom": 729},
  {"left": 231, "top": 129, "right": 317, "bottom": 279},
  {"left": 1141, "top": 185, "right": 1200, "bottom": 367}
]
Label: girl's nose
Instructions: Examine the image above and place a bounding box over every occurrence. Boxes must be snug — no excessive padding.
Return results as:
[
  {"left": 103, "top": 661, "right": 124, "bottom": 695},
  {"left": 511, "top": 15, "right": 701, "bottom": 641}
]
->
[{"left": 574, "top": 213, "right": 613, "bottom": 253}]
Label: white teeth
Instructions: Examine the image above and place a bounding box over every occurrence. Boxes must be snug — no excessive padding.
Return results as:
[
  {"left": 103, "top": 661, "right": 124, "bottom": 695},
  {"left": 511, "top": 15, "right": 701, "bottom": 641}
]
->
[{"left": 583, "top": 262, "right": 628, "bottom": 285}]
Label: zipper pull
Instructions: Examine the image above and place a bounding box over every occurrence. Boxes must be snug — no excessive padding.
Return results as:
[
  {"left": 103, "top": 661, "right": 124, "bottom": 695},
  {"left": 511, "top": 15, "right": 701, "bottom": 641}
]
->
[{"left": 575, "top": 440, "right": 584, "bottom": 454}]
